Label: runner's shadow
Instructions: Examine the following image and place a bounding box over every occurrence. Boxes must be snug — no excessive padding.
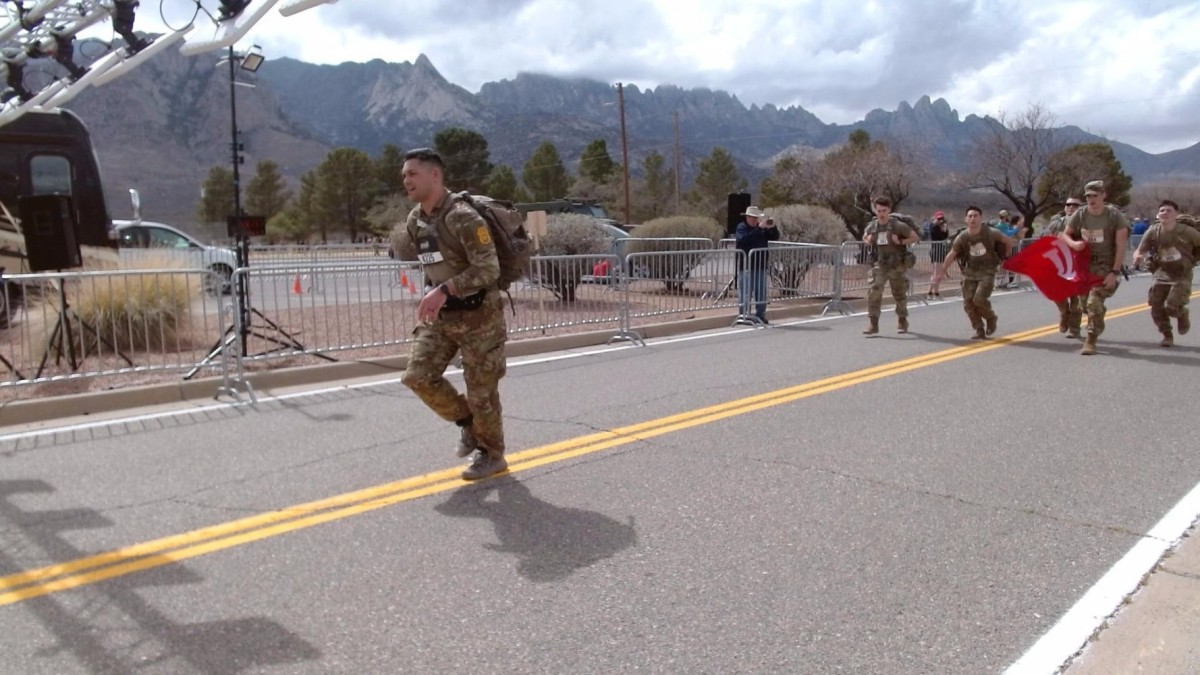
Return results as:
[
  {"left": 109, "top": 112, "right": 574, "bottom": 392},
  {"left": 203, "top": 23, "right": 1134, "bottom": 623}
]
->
[{"left": 434, "top": 477, "right": 637, "bottom": 583}]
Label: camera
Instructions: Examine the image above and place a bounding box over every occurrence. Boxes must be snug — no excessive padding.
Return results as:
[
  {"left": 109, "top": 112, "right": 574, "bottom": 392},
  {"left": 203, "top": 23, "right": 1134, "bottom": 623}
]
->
[{"left": 764, "top": 218, "right": 774, "bottom": 226}]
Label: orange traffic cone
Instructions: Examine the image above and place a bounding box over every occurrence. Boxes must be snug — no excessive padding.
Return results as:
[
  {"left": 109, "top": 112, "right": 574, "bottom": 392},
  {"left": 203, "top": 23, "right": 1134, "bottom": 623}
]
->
[
  {"left": 292, "top": 274, "right": 302, "bottom": 295},
  {"left": 408, "top": 280, "right": 418, "bottom": 295},
  {"left": 400, "top": 270, "right": 409, "bottom": 288}
]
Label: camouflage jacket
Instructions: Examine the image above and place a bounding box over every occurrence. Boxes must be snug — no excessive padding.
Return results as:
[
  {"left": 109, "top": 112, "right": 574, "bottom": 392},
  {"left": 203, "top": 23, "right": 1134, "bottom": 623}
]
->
[{"left": 402, "top": 190, "right": 500, "bottom": 295}]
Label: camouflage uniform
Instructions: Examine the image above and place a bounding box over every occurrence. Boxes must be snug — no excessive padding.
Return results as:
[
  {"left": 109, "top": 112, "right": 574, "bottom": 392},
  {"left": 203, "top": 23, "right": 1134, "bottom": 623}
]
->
[
  {"left": 1063, "top": 203, "right": 1130, "bottom": 340},
  {"left": 399, "top": 190, "right": 508, "bottom": 458},
  {"left": 1138, "top": 223, "right": 1200, "bottom": 341},
  {"left": 1046, "top": 212, "right": 1082, "bottom": 333},
  {"left": 950, "top": 226, "right": 1006, "bottom": 336},
  {"left": 863, "top": 217, "right": 917, "bottom": 329}
]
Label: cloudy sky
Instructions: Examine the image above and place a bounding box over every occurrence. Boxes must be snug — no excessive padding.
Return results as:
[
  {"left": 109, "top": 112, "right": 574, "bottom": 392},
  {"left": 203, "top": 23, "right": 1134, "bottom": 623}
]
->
[{"left": 151, "top": 0, "right": 1198, "bottom": 154}]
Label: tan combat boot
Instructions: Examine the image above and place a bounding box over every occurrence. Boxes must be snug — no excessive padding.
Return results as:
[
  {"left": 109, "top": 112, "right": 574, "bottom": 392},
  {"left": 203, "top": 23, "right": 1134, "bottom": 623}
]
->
[
  {"left": 1160, "top": 331, "right": 1174, "bottom": 348},
  {"left": 970, "top": 326, "right": 986, "bottom": 340},
  {"left": 863, "top": 317, "right": 879, "bottom": 335},
  {"left": 897, "top": 317, "right": 909, "bottom": 334},
  {"left": 1178, "top": 309, "right": 1190, "bottom": 335},
  {"left": 1080, "top": 334, "right": 1097, "bottom": 355}
]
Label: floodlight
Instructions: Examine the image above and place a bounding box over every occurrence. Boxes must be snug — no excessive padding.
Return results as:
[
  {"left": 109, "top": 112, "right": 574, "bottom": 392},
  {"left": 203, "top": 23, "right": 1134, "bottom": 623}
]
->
[
  {"left": 239, "top": 51, "right": 263, "bottom": 72},
  {"left": 179, "top": 0, "right": 280, "bottom": 56}
]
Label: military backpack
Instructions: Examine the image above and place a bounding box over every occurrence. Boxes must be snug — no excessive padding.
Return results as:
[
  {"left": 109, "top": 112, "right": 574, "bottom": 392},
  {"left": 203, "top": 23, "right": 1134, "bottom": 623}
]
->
[{"left": 452, "top": 191, "right": 532, "bottom": 292}]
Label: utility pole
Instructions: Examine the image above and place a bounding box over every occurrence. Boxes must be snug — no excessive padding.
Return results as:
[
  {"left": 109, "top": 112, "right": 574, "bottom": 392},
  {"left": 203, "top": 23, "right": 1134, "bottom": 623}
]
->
[
  {"left": 228, "top": 45, "right": 242, "bottom": 218},
  {"left": 618, "top": 82, "right": 631, "bottom": 225},
  {"left": 673, "top": 110, "right": 681, "bottom": 212}
]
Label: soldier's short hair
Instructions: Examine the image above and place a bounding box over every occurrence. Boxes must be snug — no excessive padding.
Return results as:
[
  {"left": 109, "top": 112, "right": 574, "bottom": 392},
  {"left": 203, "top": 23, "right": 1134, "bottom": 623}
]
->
[
  {"left": 872, "top": 196, "right": 892, "bottom": 208},
  {"left": 1160, "top": 199, "right": 1180, "bottom": 212},
  {"left": 404, "top": 147, "right": 445, "bottom": 169},
  {"left": 964, "top": 205, "right": 982, "bottom": 216}
]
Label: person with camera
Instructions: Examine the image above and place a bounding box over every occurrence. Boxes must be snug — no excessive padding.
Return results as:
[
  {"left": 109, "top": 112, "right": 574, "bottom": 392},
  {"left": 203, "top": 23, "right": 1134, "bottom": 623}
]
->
[{"left": 734, "top": 206, "right": 779, "bottom": 324}]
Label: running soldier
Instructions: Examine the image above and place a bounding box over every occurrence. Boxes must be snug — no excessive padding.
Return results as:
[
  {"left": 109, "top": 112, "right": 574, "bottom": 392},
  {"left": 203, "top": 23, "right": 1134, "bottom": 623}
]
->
[
  {"left": 397, "top": 148, "right": 510, "bottom": 480},
  {"left": 1132, "top": 200, "right": 1200, "bottom": 347},
  {"left": 929, "top": 205, "right": 1013, "bottom": 339},
  {"left": 1059, "top": 180, "right": 1131, "bottom": 356},
  {"left": 862, "top": 196, "right": 920, "bottom": 335},
  {"left": 1046, "top": 197, "right": 1085, "bottom": 335}
]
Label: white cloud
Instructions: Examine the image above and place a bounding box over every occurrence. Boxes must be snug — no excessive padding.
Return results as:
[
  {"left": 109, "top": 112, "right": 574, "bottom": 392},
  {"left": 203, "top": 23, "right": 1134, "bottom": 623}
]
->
[{"left": 123, "top": 0, "right": 1200, "bottom": 152}]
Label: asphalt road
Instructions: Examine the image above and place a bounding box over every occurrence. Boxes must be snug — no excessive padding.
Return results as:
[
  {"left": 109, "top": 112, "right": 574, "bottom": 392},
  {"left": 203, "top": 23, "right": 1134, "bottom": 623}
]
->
[{"left": 1, "top": 276, "right": 1197, "bottom": 674}]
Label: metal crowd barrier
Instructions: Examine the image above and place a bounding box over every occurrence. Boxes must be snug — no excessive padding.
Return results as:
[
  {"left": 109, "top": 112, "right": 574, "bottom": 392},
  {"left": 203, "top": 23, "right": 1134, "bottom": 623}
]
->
[
  {"left": 0, "top": 269, "right": 231, "bottom": 389},
  {"left": 22, "top": 233, "right": 1152, "bottom": 395}
]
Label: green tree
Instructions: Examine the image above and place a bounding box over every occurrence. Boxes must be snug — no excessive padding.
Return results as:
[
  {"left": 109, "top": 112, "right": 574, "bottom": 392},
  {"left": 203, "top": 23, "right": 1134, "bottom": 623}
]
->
[
  {"left": 686, "top": 147, "right": 746, "bottom": 221},
  {"left": 433, "top": 127, "right": 494, "bottom": 192},
  {"left": 244, "top": 160, "right": 293, "bottom": 220},
  {"left": 313, "top": 147, "right": 377, "bottom": 243},
  {"left": 523, "top": 141, "right": 572, "bottom": 201},
  {"left": 759, "top": 155, "right": 808, "bottom": 207},
  {"left": 633, "top": 150, "right": 677, "bottom": 222},
  {"left": 1038, "top": 142, "right": 1133, "bottom": 208},
  {"left": 375, "top": 143, "right": 407, "bottom": 197},
  {"left": 484, "top": 165, "right": 530, "bottom": 202},
  {"left": 293, "top": 170, "right": 319, "bottom": 241},
  {"left": 579, "top": 139, "right": 617, "bottom": 184},
  {"left": 197, "top": 165, "right": 234, "bottom": 224},
  {"left": 265, "top": 209, "right": 310, "bottom": 243}
]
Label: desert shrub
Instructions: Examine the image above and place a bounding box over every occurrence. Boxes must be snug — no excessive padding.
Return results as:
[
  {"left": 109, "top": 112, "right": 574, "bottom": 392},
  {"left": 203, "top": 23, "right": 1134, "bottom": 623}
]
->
[
  {"left": 625, "top": 216, "right": 723, "bottom": 292},
  {"left": 533, "top": 213, "right": 615, "bottom": 302},
  {"left": 39, "top": 255, "right": 202, "bottom": 355},
  {"left": 762, "top": 204, "right": 848, "bottom": 290},
  {"left": 769, "top": 204, "right": 848, "bottom": 245}
]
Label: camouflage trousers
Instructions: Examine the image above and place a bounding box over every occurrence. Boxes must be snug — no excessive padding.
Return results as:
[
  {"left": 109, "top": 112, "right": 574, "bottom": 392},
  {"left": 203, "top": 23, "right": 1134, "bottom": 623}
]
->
[
  {"left": 1084, "top": 282, "right": 1119, "bottom": 337},
  {"left": 1149, "top": 278, "right": 1192, "bottom": 334},
  {"left": 867, "top": 265, "right": 909, "bottom": 319},
  {"left": 961, "top": 276, "right": 996, "bottom": 329},
  {"left": 1056, "top": 295, "right": 1084, "bottom": 332},
  {"left": 402, "top": 291, "right": 508, "bottom": 455}
]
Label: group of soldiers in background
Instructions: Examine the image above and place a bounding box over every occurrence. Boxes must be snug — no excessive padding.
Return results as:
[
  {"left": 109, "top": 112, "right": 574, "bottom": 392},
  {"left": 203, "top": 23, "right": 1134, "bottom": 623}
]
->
[{"left": 869, "top": 180, "right": 1199, "bottom": 355}]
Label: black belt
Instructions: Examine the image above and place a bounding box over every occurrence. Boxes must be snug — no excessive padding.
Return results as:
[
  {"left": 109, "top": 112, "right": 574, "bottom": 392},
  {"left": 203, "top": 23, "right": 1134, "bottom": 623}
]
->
[{"left": 442, "top": 289, "right": 487, "bottom": 311}]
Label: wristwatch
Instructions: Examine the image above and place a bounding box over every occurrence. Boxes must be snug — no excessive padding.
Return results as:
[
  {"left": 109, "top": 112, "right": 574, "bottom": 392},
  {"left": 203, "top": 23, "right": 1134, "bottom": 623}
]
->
[
  {"left": 436, "top": 283, "right": 451, "bottom": 296},
  {"left": 1108, "top": 270, "right": 1119, "bottom": 276}
]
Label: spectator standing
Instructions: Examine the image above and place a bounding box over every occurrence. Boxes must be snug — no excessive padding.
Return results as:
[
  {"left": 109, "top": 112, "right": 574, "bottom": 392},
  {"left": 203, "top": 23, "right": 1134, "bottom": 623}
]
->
[{"left": 734, "top": 205, "right": 779, "bottom": 324}]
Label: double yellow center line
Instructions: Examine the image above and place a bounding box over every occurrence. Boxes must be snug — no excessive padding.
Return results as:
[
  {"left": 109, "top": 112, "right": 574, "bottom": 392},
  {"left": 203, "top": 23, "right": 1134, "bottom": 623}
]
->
[{"left": 0, "top": 302, "right": 1154, "bottom": 606}]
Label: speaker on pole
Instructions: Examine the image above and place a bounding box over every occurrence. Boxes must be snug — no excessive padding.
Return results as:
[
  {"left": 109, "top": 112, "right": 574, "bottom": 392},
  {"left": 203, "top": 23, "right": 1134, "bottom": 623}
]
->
[
  {"left": 18, "top": 194, "right": 81, "bottom": 272},
  {"left": 726, "top": 192, "right": 751, "bottom": 237}
]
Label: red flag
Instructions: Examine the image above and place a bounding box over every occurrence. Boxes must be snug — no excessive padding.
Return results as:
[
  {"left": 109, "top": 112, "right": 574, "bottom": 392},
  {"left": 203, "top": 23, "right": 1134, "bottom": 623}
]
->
[{"left": 1002, "top": 236, "right": 1105, "bottom": 302}]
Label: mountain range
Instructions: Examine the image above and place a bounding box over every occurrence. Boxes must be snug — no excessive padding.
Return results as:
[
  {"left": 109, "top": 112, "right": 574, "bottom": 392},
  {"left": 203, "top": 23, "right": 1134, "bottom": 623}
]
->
[{"left": 61, "top": 48, "right": 1200, "bottom": 227}]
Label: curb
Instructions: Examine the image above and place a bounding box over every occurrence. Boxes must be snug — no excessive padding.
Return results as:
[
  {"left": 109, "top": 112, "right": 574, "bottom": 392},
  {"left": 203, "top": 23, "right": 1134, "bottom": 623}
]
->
[{"left": 0, "top": 302, "right": 844, "bottom": 427}]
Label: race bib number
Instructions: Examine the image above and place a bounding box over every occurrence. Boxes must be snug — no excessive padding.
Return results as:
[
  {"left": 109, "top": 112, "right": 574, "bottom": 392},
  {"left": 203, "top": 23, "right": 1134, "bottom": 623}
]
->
[
  {"left": 969, "top": 243, "right": 987, "bottom": 257},
  {"left": 416, "top": 235, "right": 444, "bottom": 265},
  {"left": 1160, "top": 247, "right": 1182, "bottom": 262},
  {"left": 1083, "top": 229, "right": 1105, "bottom": 244}
]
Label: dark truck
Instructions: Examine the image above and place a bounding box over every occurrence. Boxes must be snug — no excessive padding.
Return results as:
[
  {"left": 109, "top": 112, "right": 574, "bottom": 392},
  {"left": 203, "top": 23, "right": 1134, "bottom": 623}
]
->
[{"left": 515, "top": 198, "right": 630, "bottom": 232}]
